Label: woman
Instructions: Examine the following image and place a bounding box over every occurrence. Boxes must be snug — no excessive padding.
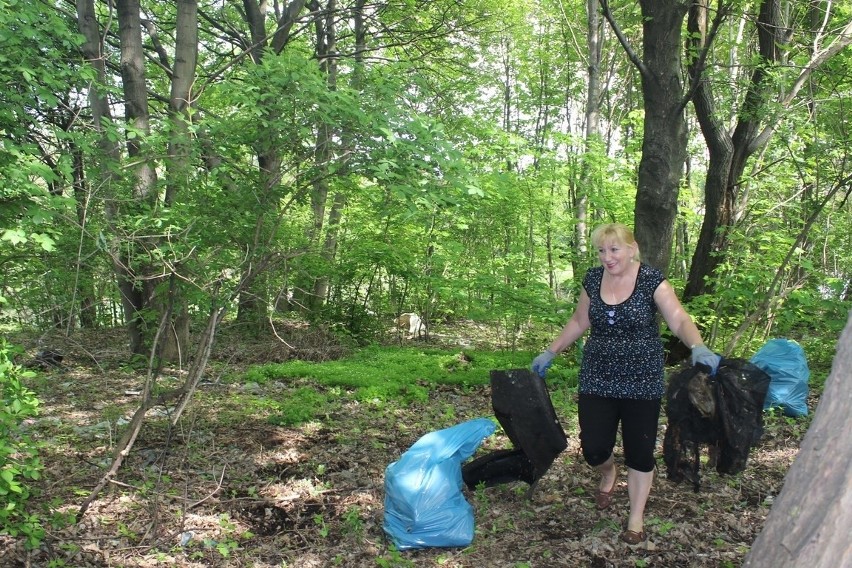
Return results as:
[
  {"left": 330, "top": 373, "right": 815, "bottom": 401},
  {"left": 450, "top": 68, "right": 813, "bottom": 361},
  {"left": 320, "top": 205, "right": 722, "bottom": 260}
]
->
[{"left": 531, "top": 223, "right": 720, "bottom": 544}]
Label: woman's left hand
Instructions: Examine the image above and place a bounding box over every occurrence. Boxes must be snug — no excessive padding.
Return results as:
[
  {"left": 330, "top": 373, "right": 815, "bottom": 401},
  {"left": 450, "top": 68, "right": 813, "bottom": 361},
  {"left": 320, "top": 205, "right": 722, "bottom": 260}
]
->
[{"left": 691, "top": 345, "right": 721, "bottom": 374}]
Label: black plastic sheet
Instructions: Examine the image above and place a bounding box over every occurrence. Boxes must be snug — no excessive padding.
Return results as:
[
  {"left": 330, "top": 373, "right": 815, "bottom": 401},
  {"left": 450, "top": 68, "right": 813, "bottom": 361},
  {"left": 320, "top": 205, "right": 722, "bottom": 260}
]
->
[
  {"left": 462, "top": 369, "right": 567, "bottom": 493},
  {"left": 663, "top": 359, "right": 771, "bottom": 491}
]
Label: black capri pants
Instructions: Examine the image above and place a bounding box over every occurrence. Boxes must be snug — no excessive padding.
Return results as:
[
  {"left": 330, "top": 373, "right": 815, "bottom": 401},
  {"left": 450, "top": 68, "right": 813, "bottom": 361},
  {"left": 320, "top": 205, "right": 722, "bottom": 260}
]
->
[{"left": 578, "top": 394, "right": 661, "bottom": 473}]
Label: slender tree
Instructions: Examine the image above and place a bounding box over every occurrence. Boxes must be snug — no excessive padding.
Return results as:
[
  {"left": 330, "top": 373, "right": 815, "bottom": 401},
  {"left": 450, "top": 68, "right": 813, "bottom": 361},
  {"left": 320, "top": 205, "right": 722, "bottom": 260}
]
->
[{"left": 685, "top": 1, "right": 852, "bottom": 301}]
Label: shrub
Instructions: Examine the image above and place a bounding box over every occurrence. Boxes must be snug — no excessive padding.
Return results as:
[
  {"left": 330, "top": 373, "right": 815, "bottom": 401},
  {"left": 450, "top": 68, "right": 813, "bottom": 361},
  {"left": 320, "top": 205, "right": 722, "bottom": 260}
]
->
[{"left": 0, "top": 341, "right": 44, "bottom": 548}]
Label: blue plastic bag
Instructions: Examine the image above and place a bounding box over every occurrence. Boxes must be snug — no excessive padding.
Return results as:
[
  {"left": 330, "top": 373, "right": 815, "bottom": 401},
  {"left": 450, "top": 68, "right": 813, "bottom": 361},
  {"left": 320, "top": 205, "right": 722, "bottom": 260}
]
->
[
  {"left": 750, "top": 338, "right": 810, "bottom": 417},
  {"left": 383, "top": 417, "right": 496, "bottom": 550}
]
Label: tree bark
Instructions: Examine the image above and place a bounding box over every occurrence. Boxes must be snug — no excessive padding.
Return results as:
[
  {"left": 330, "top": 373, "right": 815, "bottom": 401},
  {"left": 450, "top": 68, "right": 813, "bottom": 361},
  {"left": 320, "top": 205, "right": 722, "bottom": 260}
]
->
[
  {"left": 159, "top": 0, "right": 199, "bottom": 362},
  {"left": 633, "top": 0, "right": 689, "bottom": 273},
  {"left": 164, "top": 0, "right": 198, "bottom": 207},
  {"left": 304, "top": 0, "right": 342, "bottom": 312},
  {"left": 602, "top": 0, "right": 689, "bottom": 272},
  {"left": 684, "top": 2, "right": 852, "bottom": 304},
  {"left": 113, "top": 0, "right": 160, "bottom": 354},
  {"left": 742, "top": 311, "right": 852, "bottom": 567},
  {"left": 670, "top": 0, "right": 852, "bottom": 360},
  {"left": 70, "top": 144, "right": 98, "bottom": 329},
  {"left": 116, "top": 0, "right": 158, "bottom": 202},
  {"left": 683, "top": 0, "right": 783, "bottom": 302},
  {"left": 575, "top": 0, "right": 602, "bottom": 269},
  {"left": 77, "top": 0, "right": 145, "bottom": 352}
]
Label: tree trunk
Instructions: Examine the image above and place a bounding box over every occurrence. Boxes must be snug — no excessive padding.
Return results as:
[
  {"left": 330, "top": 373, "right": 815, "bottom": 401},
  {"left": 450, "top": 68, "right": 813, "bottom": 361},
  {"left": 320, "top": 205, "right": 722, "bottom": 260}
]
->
[
  {"left": 660, "top": 0, "right": 783, "bottom": 363},
  {"left": 742, "top": 312, "right": 852, "bottom": 567},
  {"left": 313, "top": 192, "right": 346, "bottom": 305},
  {"left": 302, "top": 0, "right": 340, "bottom": 313},
  {"left": 164, "top": 0, "right": 198, "bottom": 208},
  {"left": 683, "top": 2, "right": 852, "bottom": 307},
  {"left": 76, "top": 0, "right": 145, "bottom": 352},
  {"left": 158, "top": 0, "right": 199, "bottom": 362},
  {"left": 114, "top": 0, "right": 161, "bottom": 354},
  {"left": 71, "top": 144, "right": 98, "bottom": 329},
  {"left": 310, "top": 0, "right": 365, "bottom": 309},
  {"left": 116, "top": 0, "right": 158, "bottom": 202},
  {"left": 236, "top": 0, "right": 306, "bottom": 325},
  {"left": 575, "top": 0, "right": 602, "bottom": 271},
  {"left": 602, "top": 0, "right": 689, "bottom": 272},
  {"left": 683, "top": 0, "right": 783, "bottom": 302},
  {"left": 632, "top": 0, "right": 689, "bottom": 273}
]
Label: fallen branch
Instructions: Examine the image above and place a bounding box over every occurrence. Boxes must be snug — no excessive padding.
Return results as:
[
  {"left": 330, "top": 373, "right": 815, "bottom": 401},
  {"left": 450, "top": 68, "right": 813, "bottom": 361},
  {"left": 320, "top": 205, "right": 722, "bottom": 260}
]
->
[{"left": 189, "top": 465, "right": 227, "bottom": 509}]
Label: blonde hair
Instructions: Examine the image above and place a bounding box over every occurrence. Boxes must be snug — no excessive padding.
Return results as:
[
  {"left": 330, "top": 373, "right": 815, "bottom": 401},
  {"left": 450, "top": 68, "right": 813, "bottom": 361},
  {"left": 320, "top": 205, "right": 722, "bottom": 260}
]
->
[{"left": 590, "top": 223, "right": 641, "bottom": 261}]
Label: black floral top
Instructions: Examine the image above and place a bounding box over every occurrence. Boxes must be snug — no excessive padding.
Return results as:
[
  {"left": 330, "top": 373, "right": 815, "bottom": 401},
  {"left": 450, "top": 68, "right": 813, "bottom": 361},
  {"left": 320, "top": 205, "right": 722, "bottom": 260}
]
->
[{"left": 578, "top": 264, "right": 666, "bottom": 400}]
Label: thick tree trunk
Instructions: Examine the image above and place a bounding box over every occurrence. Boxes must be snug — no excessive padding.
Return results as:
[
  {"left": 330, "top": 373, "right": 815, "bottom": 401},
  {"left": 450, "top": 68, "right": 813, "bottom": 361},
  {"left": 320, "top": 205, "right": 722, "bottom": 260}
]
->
[
  {"left": 664, "top": 0, "right": 782, "bottom": 362},
  {"left": 164, "top": 0, "right": 198, "bottom": 207},
  {"left": 116, "top": 0, "right": 158, "bottom": 202},
  {"left": 742, "top": 312, "right": 852, "bottom": 567},
  {"left": 632, "top": 0, "right": 689, "bottom": 273},
  {"left": 683, "top": 0, "right": 786, "bottom": 303},
  {"left": 684, "top": 1, "right": 733, "bottom": 293},
  {"left": 684, "top": 4, "right": 852, "bottom": 308},
  {"left": 158, "top": 309, "right": 191, "bottom": 364},
  {"left": 114, "top": 0, "right": 161, "bottom": 354}
]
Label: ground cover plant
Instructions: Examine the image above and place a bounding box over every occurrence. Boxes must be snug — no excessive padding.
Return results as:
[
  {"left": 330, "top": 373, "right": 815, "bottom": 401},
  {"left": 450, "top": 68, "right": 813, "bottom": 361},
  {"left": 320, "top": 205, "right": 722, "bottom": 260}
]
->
[{"left": 0, "top": 322, "right": 814, "bottom": 567}]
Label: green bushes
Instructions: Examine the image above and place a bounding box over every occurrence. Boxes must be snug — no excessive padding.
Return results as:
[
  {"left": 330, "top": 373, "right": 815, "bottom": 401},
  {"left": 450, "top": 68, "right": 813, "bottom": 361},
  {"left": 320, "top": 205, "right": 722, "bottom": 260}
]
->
[{"left": 0, "top": 341, "right": 44, "bottom": 547}]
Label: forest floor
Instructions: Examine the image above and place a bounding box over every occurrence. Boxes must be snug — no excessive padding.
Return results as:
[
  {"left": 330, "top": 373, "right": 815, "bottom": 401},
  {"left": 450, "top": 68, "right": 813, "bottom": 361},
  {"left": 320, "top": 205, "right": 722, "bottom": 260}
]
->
[{"left": 1, "top": 322, "right": 812, "bottom": 568}]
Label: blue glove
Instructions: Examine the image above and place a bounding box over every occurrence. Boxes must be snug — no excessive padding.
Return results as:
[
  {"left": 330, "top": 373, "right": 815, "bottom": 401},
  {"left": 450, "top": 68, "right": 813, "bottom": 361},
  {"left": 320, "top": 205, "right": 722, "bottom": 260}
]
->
[
  {"left": 531, "top": 349, "right": 556, "bottom": 378},
  {"left": 691, "top": 345, "right": 721, "bottom": 374}
]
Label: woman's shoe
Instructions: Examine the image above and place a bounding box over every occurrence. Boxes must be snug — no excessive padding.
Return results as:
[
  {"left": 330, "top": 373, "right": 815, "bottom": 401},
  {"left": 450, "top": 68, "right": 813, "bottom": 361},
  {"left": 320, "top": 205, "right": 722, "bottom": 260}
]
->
[
  {"left": 595, "top": 481, "right": 616, "bottom": 510},
  {"left": 619, "top": 529, "right": 647, "bottom": 545}
]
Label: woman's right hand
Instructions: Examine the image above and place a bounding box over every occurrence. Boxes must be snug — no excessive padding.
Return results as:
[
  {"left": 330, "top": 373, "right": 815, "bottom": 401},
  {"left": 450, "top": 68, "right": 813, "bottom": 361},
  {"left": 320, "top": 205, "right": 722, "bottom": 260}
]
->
[{"left": 531, "top": 349, "right": 556, "bottom": 378}]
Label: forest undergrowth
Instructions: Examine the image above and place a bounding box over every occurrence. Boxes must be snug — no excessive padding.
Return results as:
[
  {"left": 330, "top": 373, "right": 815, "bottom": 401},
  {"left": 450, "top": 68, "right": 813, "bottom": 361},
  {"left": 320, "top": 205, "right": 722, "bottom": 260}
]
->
[{"left": 0, "top": 321, "right": 811, "bottom": 568}]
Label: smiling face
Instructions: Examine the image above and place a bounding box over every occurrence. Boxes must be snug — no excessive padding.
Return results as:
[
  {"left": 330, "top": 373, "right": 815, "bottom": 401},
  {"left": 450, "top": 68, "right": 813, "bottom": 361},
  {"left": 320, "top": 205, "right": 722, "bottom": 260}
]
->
[
  {"left": 597, "top": 239, "right": 636, "bottom": 276},
  {"left": 590, "top": 223, "right": 640, "bottom": 277}
]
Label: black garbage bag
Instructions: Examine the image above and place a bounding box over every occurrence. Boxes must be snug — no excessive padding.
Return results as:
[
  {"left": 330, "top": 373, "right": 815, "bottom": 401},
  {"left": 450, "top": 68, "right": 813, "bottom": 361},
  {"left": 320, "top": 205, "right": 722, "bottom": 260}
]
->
[
  {"left": 462, "top": 448, "right": 536, "bottom": 488},
  {"left": 663, "top": 359, "right": 771, "bottom": 491},
  {"left": 715, "top": 360, "right": 772, "bottom": 474},
  {"left": 663, "top": 366, "right": 720, "bottom": 490},
  {"left": 462, "top": 369, "right": 567, "bottom": 494}
]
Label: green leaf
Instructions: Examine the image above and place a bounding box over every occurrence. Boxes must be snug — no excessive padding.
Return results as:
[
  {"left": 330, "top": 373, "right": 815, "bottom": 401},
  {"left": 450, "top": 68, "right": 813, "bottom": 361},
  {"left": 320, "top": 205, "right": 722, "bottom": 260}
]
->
[
  {"left": 30, "top": 233, "right": 56, "bottom": 252},
  {"left": 1, "top": 229, "right": 27, "bottom": 246}
]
